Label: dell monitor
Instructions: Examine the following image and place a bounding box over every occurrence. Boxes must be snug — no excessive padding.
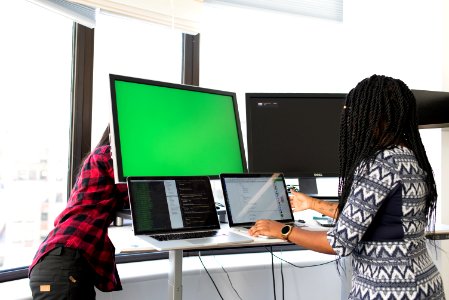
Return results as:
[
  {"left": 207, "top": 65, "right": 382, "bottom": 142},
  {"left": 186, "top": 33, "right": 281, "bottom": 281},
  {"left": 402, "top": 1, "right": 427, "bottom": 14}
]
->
[
  {"left": 109, "top": 74, "right": 247, "bottom": 183},
  {"left": 246, "top": 93, "right": 346, "bottom": 180}
]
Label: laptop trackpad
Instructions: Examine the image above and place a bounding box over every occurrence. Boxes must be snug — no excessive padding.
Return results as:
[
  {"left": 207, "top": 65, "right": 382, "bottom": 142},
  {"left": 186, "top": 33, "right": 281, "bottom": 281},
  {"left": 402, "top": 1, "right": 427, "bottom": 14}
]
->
[{"left": 187, "top": 237, "right": 219, "bottom": 245}]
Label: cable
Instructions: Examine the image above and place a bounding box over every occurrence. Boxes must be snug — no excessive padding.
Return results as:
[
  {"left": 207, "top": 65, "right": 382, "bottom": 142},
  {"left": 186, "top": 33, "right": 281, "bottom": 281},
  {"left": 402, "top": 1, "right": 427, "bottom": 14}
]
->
[
  {"left": 267, "top": 247, "right": 285, "bottom": 300},
  {"left": 213, "top": 257, "right": 244, "bottom": 300},
  {"left": 265, "top": 247, "right": 339, "bottom": 300},
  {"left": 198, "top": 252, "right": 224, "bottom": 300},
  {"left": 198, "top": 248, "right": 338, "bottom": 300},
  {"left": 280, "top": 251, "right": 285, "bottom": 300},
  {"left": 271, "top": 246, "right": 277, "bottom": 300},
  {"left": 264, "top": 247, "right": 339, "bottom": 268}
]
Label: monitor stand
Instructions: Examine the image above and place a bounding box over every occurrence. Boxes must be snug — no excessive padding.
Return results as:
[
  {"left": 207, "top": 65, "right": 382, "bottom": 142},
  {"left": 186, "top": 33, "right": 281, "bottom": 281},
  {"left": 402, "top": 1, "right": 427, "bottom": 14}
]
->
[{"left": 297, "top": 177, "right": 318, "bottom": 195}]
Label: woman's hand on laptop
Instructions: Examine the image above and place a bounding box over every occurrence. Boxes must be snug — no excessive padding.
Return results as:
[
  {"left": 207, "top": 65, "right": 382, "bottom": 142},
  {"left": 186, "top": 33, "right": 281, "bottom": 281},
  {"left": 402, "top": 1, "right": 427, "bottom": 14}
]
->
[{"left": 248, "top": 220, "right": 284, "bottom": 239}]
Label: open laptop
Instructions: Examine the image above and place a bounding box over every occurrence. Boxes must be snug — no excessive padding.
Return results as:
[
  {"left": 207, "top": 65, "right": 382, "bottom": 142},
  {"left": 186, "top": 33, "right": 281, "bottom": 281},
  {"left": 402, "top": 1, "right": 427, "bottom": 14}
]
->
[
  {"left": 127, "top": 176, "right": 253, "bottom": 251},
  {"left": 220, "top": 173, "right": 297, "bottom": 237}
]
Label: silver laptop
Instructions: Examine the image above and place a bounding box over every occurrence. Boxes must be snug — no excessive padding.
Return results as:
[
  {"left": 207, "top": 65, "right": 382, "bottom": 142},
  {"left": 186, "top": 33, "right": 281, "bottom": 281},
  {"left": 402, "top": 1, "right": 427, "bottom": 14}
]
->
[
  {"left": 127, "top": 176, "right": 253, "bottom": 251},
  {"left": 220, "top": 173, "right": 296, "bottom": 236}
]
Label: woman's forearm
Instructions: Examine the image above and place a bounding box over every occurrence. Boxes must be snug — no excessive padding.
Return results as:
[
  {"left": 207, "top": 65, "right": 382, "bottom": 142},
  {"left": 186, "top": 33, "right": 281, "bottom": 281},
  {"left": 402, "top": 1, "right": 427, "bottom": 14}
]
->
[
  {"left": 288, "top": 227, "right": 335, "bottom": 254},
  {"left": 310, "top": 198, "right": 338, "bottom": 218}
]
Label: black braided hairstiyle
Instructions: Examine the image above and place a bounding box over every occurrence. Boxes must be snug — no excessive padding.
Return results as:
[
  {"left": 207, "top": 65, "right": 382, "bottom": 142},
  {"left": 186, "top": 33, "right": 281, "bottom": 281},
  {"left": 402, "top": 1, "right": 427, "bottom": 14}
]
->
[{"left": 337, "top": 75, "right": 438, "bottom": 229}]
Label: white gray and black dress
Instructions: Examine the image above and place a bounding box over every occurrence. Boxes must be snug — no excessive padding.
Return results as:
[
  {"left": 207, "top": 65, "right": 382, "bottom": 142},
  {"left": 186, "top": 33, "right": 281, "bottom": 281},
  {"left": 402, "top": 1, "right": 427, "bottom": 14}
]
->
[{"left": 327, "top": 146, "right": 445, "bottom": 300}]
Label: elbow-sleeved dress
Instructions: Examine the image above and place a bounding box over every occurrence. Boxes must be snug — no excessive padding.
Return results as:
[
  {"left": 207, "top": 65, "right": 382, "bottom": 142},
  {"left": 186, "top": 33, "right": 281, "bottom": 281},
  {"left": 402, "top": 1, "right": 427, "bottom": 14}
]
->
[{"left": 327, "top": 146, "right": 445, "bottom": 299}]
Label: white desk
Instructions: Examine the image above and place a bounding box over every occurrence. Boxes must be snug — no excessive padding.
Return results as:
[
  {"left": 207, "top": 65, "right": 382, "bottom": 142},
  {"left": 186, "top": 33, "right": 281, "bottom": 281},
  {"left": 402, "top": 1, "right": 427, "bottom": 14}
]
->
[
  {"left": 113, "top": 227, "right": 286, "bottom": 300},
  {"left": 110, "top": 220, "right": 329, "bottom": 300}
]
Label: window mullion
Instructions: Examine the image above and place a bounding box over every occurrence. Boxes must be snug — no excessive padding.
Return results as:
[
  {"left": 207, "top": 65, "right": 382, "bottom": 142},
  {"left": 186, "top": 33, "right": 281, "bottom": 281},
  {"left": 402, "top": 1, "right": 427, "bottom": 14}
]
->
[{"left": 68, "top": 23, "right": 94, "bottom": 192}]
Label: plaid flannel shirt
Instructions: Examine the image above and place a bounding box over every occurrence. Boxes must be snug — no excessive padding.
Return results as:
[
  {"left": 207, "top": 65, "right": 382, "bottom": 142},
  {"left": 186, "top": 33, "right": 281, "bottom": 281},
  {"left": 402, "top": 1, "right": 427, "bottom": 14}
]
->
[{"left": 29, "top": 145, "right": 129, "bottom": 292}]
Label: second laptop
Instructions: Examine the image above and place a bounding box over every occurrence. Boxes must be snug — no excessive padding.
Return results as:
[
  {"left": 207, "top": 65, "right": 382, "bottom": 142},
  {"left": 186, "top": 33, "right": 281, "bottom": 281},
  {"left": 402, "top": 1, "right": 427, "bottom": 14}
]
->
[{"left": 220, "top": 173, "right": 295, "bottom": 234}]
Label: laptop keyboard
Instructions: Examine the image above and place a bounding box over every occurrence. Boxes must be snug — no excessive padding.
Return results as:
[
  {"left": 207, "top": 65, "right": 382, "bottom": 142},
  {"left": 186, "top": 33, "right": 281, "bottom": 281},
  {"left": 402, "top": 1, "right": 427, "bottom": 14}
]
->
[{"left": 151, "top": 230, "right": 219, "bottom": 241}]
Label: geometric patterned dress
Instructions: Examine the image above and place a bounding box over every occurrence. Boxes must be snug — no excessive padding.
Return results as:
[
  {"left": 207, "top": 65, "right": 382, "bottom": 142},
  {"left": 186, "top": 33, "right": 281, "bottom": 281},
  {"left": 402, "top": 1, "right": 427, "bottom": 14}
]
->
[{"left": 327, "top": 146, "right": 446, "bottom": 299}]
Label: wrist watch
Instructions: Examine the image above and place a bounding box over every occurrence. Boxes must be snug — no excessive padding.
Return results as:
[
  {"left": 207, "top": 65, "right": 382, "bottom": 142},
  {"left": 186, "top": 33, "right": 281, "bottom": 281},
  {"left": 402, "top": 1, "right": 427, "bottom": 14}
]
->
[{"left": 281, "top": 225, "right": 293, "bottom": 241}]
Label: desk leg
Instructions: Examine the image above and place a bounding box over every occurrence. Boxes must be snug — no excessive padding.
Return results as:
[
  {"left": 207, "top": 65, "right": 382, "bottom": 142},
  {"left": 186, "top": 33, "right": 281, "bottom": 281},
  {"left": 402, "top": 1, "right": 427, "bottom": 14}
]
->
[{"left": 168, "top": 249, "right": 183, "bottom": 300}]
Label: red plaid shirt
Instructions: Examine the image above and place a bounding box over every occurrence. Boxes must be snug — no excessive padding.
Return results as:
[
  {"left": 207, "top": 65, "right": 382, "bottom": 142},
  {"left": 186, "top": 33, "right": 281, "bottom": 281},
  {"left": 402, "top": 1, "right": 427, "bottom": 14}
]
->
[{"left": 29, "top": 145, "right": 129, "bottom": 292}]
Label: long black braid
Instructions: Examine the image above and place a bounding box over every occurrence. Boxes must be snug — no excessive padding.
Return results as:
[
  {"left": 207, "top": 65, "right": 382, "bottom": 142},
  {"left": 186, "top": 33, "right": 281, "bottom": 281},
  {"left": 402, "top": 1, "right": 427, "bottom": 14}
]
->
[{"left": 337, "top": 75, "right": 437, "bottom": 228}]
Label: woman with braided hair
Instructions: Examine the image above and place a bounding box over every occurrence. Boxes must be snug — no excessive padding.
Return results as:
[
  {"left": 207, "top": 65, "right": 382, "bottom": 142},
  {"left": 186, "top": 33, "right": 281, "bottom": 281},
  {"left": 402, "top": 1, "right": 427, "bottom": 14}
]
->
[{"left": 249, "top": 75, "right": 445, "bottom": 299}]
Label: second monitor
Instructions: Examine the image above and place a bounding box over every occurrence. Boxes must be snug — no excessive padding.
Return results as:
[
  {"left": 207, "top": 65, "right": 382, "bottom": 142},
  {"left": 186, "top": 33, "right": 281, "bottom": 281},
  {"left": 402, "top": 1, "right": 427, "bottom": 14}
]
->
[{"left": 246, "top": 93, "right": 346, "bottom": 179}]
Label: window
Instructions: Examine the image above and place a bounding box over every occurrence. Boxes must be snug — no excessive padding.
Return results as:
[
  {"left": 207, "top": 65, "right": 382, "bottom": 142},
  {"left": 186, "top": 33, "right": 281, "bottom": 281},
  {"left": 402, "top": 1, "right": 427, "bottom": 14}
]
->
[
  {"left": 0, "top": 1, "right": 73, "bottom": 271},
  {"left": 91, "top": 12, "right": 183, "bottom": 144}
]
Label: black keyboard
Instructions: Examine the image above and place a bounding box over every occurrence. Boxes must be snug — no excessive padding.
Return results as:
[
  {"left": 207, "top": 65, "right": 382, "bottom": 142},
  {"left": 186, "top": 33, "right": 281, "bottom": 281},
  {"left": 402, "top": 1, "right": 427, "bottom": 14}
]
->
[{"left": 151, "top": 230, "right": 219, "bottom": 241}]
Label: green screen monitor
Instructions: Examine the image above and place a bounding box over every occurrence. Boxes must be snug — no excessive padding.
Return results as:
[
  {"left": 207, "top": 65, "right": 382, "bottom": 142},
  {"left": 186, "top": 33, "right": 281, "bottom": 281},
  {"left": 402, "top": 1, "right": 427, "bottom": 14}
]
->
[{"left": 109, "top": 74, "right": 247, "bottom": 183}]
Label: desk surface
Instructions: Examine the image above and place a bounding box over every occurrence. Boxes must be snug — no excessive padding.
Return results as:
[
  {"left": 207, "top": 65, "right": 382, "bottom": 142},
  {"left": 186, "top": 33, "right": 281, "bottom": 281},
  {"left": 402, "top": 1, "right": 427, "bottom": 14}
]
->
[
  {"left": 110, "top": 216, "right": 449, "bottom": 255},
  {"left": 109, "top": 218, "right": 329, "bottom": 254}
]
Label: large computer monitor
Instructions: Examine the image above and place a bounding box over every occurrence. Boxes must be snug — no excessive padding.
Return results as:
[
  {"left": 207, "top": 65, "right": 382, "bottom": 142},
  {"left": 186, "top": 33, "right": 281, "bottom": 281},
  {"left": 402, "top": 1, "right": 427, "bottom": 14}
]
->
[
  {"left": 109, "top": 74, "right": 247, "bottom": 183},
  {"left": 246, "top": 93, "right": 346, "bottom": 180}
]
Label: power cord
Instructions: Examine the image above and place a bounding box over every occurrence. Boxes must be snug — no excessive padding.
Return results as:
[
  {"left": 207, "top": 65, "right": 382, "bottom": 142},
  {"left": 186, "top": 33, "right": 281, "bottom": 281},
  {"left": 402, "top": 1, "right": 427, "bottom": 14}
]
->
[
  {"left": 197, "top": 248, "right": 338, "bottom": 300},
  {"left": 213, "top": 257, "right": 244, "bottom": 300},
  {"left": 266, "top": 247, "right": 338, "bottom": 300},
  {"left": 280, "top": 251, "right": 285, "bottom": 300},
  {"left": 198, "top": 253, "right": 246, "bottom": 300},
  {"left": 264, "top": 247, "right": 339, "bottom": 268},
  {"left": 270, "top": 246, "right": 277, "bottom": 300},
  {"left": 268, "top": 246, "right": 283, "bottom": 300},
  {"left": 198, "top": 252, "right": 224, "bottom": 300}
]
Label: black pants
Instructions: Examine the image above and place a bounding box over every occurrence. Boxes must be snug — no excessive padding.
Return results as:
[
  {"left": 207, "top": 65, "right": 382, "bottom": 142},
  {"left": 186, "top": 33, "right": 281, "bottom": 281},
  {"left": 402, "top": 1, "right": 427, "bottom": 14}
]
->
[{"left": 29, "top": 247, "right": 96, "bottom": 300}]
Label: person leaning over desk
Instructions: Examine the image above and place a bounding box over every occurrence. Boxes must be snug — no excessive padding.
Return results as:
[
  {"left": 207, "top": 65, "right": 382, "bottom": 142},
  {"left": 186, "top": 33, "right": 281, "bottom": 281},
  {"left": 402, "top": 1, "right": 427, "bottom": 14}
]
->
[
  {"left": 249, "top": 75, "right": 446, "bottom": 299},
  {"left": 29, "top": 125, "right": 129, "bottom": 300}
]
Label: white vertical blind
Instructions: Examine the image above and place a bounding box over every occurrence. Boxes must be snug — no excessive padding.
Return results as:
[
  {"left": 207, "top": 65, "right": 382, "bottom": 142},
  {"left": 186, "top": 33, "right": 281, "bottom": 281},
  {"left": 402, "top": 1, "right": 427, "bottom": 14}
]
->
[
  {"left": 27, "top": 0, "right": 97, "bottom": 28},
  {"left": 30, "top": 0, "right": 342, "bottom": 32},
  {"left": 68, "top": 0, "right": 204, "bottom": 33},
  {"left": 205, "top": 0, "right": 343, "bottom": 21}
]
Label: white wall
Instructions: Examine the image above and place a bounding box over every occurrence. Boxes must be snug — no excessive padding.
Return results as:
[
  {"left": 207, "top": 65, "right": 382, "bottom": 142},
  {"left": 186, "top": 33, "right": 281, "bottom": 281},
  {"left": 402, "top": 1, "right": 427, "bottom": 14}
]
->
[{"left": 96, "top": 251, "right": 342, "bottom": 300}]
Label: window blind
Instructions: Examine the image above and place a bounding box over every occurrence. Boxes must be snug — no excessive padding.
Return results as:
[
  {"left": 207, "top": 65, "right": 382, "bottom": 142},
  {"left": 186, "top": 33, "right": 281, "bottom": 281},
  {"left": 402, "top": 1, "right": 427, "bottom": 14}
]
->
[
  {"left": 27, "top": 0, "right": 97, "bottom": 28},
  {"left": 68, "top": 0, "right": 203, "bottom": 33}
]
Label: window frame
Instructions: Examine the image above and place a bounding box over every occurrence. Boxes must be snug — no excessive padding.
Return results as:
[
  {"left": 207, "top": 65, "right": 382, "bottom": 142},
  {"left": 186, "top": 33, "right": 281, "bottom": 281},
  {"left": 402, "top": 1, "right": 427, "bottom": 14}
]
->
[{"left": 68, "top": 24, "right": 95, "bottom": 192}]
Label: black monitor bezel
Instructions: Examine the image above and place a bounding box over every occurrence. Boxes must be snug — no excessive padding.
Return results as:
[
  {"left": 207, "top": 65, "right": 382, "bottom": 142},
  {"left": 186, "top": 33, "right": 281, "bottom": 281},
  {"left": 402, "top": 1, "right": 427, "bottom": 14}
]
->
[
  {"left": 245, "top": 93, "right": 347, "bottom": 178},
  {"left": 126, "top": 175, "right": 220, "bottom": 235}
]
